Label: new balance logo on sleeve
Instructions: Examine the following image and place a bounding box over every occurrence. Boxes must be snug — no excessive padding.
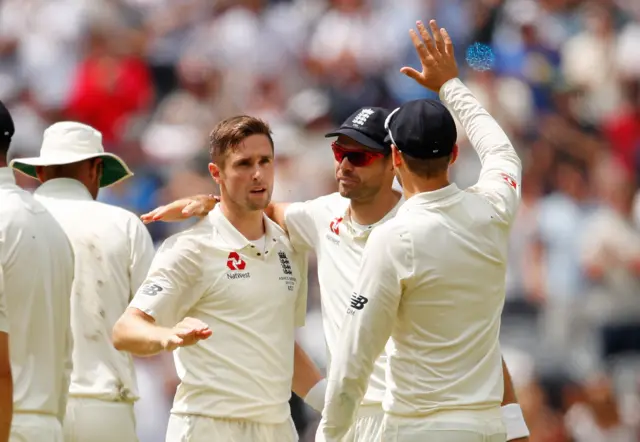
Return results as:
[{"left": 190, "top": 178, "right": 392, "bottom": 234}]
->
[
  {"left": 347, "top": 293, "right": 369, "bottom": 315},
  {"left": 139, "top": 283, "right": 163, "bottom": 297}
]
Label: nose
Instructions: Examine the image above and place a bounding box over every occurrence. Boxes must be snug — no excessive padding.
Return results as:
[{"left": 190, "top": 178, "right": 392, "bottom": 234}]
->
[
  {"left": 252, "top": 163, "right": 264, "bottom": 181},
  {"left": 339, "top": 156, "right": 354, "bottom": 171}
]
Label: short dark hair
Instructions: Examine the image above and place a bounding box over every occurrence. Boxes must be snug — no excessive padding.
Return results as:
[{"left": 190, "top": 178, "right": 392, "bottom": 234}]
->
[
  {"left": 402, "top": 152, "right": 451, "bottom": 179},
  {"left": 209, "top": 115, "right": 274, "bottom": 165}
]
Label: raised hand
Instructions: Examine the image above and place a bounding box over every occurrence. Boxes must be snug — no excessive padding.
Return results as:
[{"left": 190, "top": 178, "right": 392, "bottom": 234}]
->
[
  {"left": 161, "top": 317, "right": 212, "bottom": 351},
  {"left": 140, "top": 194, "right": 218, "bottom": 224},
  {"left": 400, "top": 19, "right": 459, "bottom": 93}
]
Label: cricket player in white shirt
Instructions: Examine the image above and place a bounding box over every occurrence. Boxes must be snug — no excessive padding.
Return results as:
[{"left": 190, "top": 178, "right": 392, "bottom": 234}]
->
[
  {"left": 319, "top": 20, "right": 529, "bottom": 442},
  {"left": 0, "top": 101, "right": 75, "bottom": 441},
  {"left": 142, "top": 102, "right": 529, "bottom": 441},
  {"left": 11, "top": 122, "right": 156, "bottom": 442},
  {"left": 141, "top": 107, "right": 404, "bottom": 440},
  {"left": 112, "top": 115, "right": 322, "bottom": 442}
]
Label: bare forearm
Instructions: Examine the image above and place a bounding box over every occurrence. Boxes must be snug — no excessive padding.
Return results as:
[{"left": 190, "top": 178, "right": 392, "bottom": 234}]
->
[
  {"left": 0, "top": 373, "right": 12, "bottom": 442},
  {"left": 292, "top": 342, "right": 323, "bottom": 398},
  {"left": 502, "top": 357, "right": 518, "bottom": 406},
  {"left": 112, "top": 313, "right": 171, "bottom": 356}
]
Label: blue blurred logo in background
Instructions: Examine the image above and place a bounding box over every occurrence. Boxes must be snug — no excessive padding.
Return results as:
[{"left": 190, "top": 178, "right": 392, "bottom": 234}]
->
[{"left": 466, "top": 43, "right": 495, "bottom": 72}]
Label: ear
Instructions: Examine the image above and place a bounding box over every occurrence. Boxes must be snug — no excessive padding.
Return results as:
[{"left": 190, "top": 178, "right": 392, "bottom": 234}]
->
[
  {"left": 450, "top": 144, "right": 459, "bottom": 166},
  {"left": 209, "top": 162, "right": 221, "bottom": 185},
  {"left": 35, "top": 166, "right": 46, "bottom": 183},
  {"left": 93, "top": 158, "right": 104, "bottom": 181},
  {"left": 391, "top": 145, "right": 402, "bottom": 169}
]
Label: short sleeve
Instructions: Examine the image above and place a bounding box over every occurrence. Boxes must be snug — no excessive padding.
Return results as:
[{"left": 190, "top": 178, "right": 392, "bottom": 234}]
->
[
  {"left": 284, "top": 201, "right": 320, "bottom": 252},
  {"left": 128, "top": 235, "right": 205, "bottom": 327}
]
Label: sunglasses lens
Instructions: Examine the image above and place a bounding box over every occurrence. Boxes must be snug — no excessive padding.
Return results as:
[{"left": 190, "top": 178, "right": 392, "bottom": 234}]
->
[
  {"left": 346, "top": 152, "right": 370, "bottom": 167},
  {"left": 332, "top": 143, "right": 380, "bottom": 167}
]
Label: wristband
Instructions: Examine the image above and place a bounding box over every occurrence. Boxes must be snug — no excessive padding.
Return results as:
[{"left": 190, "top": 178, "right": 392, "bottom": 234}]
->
[
  {"left": 501, "top": 404, "right": 530, "bottom": 440},
  {"left": 304, "top": 378, "right": 327, "bottom": 413}
]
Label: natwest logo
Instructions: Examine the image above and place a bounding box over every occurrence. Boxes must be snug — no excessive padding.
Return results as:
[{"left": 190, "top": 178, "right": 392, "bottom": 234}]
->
[
  {"left": 226, "top": 252, "right": 246, "bottom": 271},
  {"left": 329, "top": 217, "right": 343, "bottom": 235}
]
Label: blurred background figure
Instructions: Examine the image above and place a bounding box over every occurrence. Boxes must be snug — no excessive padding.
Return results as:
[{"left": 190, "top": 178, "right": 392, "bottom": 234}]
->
[{"left": 1, "top": 0, "right": 639, "bottom": 440}]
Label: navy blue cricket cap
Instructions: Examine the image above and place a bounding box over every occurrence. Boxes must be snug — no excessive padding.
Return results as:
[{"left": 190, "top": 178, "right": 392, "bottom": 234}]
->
[
  {"left": 384, "top": 99, "right": 457, "bottom": 159},
  {"left": 0, "top": 100, "right": 14, "bottom": 144},
  {"left": 325, "top": 107, "right": 391, "bottom": 153}
]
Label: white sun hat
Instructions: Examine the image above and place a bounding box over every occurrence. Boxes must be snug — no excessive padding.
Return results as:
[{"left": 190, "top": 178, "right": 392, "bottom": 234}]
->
[{"left": 10, "top": 121, "right": 133, "bottom": 188}]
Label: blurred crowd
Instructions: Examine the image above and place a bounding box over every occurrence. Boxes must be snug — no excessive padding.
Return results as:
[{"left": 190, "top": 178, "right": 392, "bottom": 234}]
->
[{"left": 1, "top": 0, "right": 640, "bottom": 440}]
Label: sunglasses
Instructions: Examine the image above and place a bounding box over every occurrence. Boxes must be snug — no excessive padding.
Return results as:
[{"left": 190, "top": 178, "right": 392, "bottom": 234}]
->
[{"left": 331, "top": 142, "right": 385, "bottom": 167}]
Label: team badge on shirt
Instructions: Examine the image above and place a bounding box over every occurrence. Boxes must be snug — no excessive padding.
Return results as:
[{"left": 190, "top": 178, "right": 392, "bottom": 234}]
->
[
  {"left": 278, "top": 251, "right": 292, "bottom": 275},
  {"left": 277, "top": 251, "right": 297, "bottom": 291}
]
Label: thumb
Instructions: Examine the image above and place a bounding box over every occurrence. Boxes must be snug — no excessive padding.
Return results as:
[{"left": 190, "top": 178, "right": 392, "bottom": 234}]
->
[
  {"left": 400, "top": 67, "right": 423, "bottom": 81},
  {"left": 165, "top": 335, "right": 184, "bottom": 350}
]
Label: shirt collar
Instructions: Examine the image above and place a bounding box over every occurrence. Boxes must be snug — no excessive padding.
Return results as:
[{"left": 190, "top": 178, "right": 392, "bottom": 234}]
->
[
  {"left": 400, "top": 183, "right": 461, "bottom": 212},
  {"left": 209, "top": 204, "right": 285, "bottom": 252},
  {"left": 0, "top": 167, "right": 16, "bottom": 187},
  {"left": 34, "top": 178, "right": 93, "bottom": 201}
]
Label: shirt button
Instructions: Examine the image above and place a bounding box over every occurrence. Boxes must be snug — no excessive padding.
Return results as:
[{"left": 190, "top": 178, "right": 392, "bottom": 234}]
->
[{"left": 257, "top": 253, "right": 261, "bottom": 256}]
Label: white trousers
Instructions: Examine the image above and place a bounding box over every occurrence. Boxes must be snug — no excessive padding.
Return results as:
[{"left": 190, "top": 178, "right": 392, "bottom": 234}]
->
[
  {"left": 346, "top": 404, "right": 385, "bottom": 442},
  {"left": 380, "top": 410, "right": 506, "bottom": 442},
  {"left": 10, "top": 414, "right": 63, "bottom": 442},
  {"left": 166, "top": 414, "right": 298, "bottom": 442},
  {"left": 63, "top": 398, "right": 137, "bottom": 442}
]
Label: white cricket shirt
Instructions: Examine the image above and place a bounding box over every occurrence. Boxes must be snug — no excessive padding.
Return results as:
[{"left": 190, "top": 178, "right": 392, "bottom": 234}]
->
[
  {"left": 321, "top": 78, "right": 522, "bottom": 439},
  {"left": 0, "top": 167, "right": 74, "bottom": 418},
  {"left": 285, "top": 193, "right": 403, "bottom": 406},
  {"left": 34, "top": 178, "right": 155, "bottom": 402},
  {"left": 129, "top": 204, "right": 308, "bottom": 423}
]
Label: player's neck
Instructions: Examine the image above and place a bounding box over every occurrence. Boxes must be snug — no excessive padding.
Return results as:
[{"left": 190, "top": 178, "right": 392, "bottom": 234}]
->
[
  {"left": 349, "top": 189, "right": 401, "bottom": 225},
  {"left": 0, "top": 154, "right": 6, "bottom": 168},
  {"left": 220, "top": 201, "right": 265, "bottom": 241},
  {"left": 401, "top": 175, "right": 451, "bottom": 200}
]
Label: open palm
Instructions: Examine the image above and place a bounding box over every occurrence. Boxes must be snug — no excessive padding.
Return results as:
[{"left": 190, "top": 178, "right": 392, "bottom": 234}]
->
[{"left": 400, "top": 20, "right": 459, "bottom": 93}]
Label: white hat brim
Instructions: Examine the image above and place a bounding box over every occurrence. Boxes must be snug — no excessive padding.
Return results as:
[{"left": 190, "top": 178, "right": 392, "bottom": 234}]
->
[{"left": 10, "top": 152, "right": 134, "bottom": 188}]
